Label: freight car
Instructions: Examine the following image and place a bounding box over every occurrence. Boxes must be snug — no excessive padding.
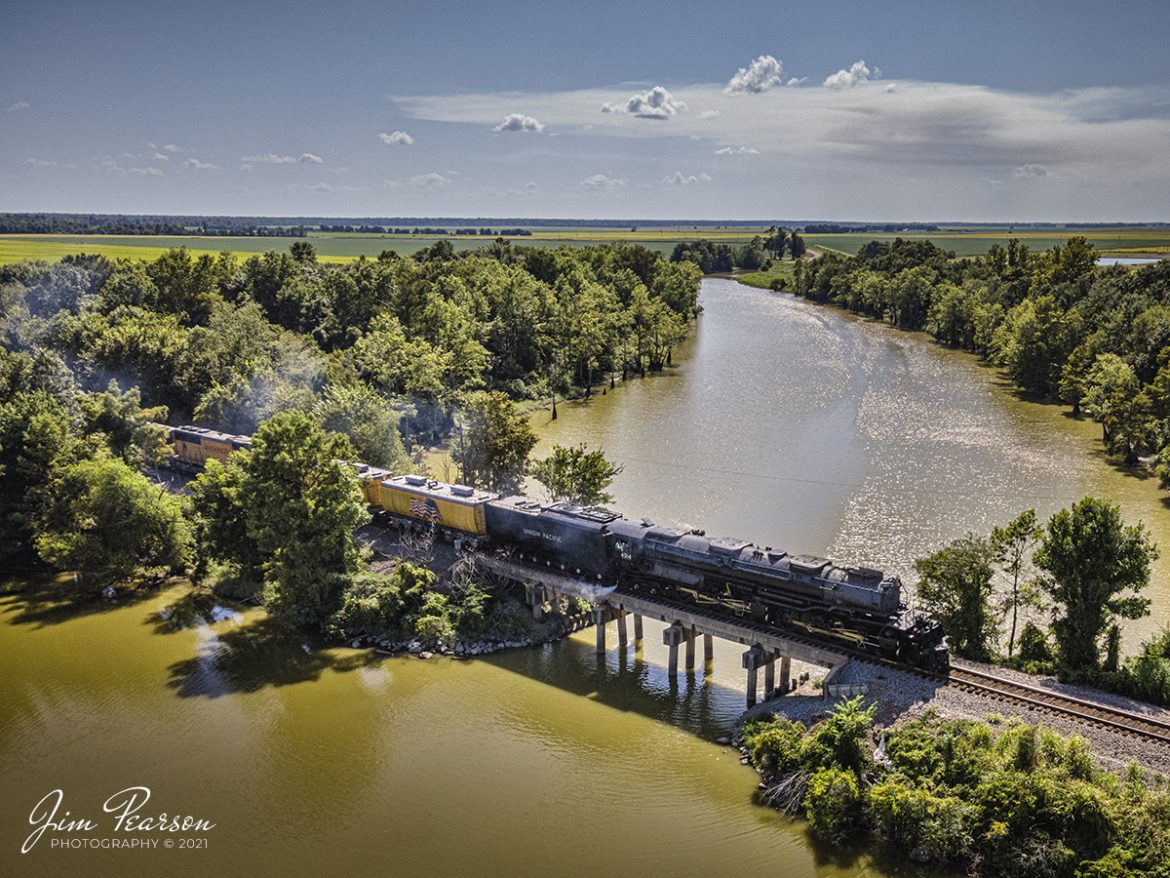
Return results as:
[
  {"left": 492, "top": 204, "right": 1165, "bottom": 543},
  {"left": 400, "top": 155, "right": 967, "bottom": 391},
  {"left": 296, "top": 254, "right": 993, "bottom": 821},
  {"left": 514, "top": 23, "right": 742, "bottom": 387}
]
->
[{"left": 168, "top": 426, "right": 252, "bottom": 472}]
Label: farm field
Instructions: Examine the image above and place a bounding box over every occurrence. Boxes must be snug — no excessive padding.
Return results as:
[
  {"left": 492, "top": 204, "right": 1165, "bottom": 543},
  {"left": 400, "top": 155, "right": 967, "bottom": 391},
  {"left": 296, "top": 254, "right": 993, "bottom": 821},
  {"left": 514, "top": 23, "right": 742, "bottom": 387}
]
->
[
  {"left": 1, "top": 225, "right": 1168, "bottom": 266},
  {"left": 805, "top": 227, "right": 1170, "bottom": 258}
]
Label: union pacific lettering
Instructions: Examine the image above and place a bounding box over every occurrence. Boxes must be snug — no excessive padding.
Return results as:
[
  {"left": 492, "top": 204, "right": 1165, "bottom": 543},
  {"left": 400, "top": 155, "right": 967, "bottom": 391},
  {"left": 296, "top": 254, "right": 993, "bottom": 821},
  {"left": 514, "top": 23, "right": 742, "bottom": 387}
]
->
[{"left": 522, "top": 528, "right": 563, "bottom": 543}]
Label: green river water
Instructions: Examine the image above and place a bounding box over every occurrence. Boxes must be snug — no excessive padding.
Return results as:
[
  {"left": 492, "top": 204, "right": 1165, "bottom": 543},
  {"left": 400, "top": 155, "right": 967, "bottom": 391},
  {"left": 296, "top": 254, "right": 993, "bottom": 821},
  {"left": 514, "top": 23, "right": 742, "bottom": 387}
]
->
[{"left": 2, "top": 277, "right": 1167, "bottom": 877}]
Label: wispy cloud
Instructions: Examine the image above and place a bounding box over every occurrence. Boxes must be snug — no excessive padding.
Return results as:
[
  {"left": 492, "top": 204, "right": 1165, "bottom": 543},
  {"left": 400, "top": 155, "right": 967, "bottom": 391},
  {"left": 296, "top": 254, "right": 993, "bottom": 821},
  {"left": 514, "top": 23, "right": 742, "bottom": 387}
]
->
[
  {"left": 299, "top": 153, "right": 323, "bottom": 163},
  {"left": 716, "top": 146, "right": 759, "bottom": 155},
  {"left": 494, "top": 113, "right": 544, "bottom": 132},
  {"left": 1014, "top": 164, "right": 1053, "bottom": 178},
  {"left": 601, "top": 86, "right": 686, "bottom": 119},
  {"left": 184, "top": 158, "right": 219, "bottom": 170},
  {"left": 378, "top": 130, "right": 414, "bottom": 145},
  {"left": 726, "top": 55, "right": 783, "bottom": 94},
  {"left": 581, "top": 173, "right": 626, "bottom": 191},
  {"left": 24, "top": 158, "right": 57, "bottom": 167},
  {"left": 6, "top": 101, "right": 30, "bottom": 112},
  {"left": 242, "top": 153, "right": 298, "bottom": 164}
]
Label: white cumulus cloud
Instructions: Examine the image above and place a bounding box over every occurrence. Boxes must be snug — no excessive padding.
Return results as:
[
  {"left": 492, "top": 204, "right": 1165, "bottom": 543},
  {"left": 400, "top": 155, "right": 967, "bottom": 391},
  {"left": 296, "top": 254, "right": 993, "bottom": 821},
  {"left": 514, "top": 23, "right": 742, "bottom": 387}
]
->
[
  {"left": 580, "top": 173, "right": 627, "bottom": 190},
  {"left": 716, "top": 146, "right": 760, "bottom": 155},
  {"left": 824, "top": 60, "right": 872, "bottom": 89},
  {"left": 663, "top": 171, "right": 712, "bottom": 186},
  {"left": 379, "top": 130, "right": 414, "bottom": 145},
  {"left": 725, "top": 55, "right": 783, "bottom": 94},
  {"left": 602, "top": 86, "right": 686, "bottom": 119},
  {"left": 184, "top": 158, "right": 219, "bottom": 170},
  {"left": 787, "top": 77, "right": 807, "bottom": 87},
  {"left": 299, "top": 153, "right": 323, "bottom": 163},
  {"left": 153, "top": 152, "right": 169, "bottom": 161},
  {"left": 494, "top": 113, "right": 544, "bottom": 132},
  {"left": 129, "top": 166, "right": 163, "bottom": 176}
]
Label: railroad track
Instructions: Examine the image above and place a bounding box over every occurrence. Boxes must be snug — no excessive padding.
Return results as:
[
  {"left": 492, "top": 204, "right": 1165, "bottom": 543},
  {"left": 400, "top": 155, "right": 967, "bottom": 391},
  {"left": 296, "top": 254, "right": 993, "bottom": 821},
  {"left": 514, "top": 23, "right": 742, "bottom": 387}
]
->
[{"left": 946, "top": 664, "right": 1170, "bottom": 745}]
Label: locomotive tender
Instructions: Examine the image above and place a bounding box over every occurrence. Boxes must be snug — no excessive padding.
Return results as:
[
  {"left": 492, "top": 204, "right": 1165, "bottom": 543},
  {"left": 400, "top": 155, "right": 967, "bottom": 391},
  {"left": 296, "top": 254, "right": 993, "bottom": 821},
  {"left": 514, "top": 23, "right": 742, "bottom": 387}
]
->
[{"left": 166, "top": 425, "right": 948, "bottom": 671}]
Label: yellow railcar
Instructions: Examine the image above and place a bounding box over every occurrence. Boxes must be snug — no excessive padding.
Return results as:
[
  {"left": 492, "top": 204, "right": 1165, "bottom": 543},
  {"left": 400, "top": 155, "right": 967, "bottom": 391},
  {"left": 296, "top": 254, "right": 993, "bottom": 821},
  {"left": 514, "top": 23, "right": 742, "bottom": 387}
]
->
[
  {"left": 378, "top": 474, "right": 492, "bottom": 535},
  {"left": 169, "top": 426, "right": 252, "bottom": 467},
  {"left": 348, "top": 463, "right": 393, "bottom": 506}
]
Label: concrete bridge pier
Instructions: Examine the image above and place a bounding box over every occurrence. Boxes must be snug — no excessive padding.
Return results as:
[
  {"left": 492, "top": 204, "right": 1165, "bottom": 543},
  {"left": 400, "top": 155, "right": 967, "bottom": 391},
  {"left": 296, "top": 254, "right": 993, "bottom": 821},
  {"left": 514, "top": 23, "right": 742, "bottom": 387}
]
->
[
  {"left": 633, "top": 614, "right": 643, "bottom": 643},
  {"left": 684, "top": 627, "right": 697, "bottom": 672},
  {"left": 525, "top": 584, "right": 544, "bottom": 620},
  {"left": 703, "top": 633, "right": 714, "bottom": 667},
  {"left": 617, "top": 611, "right": 628, "bottom": 648},
  {"left": 742, "top": 645, "right": 769, "bottom": 707},
  {"left": 779, "top": 656, "right": 792, "bottom": 694},
  {"left": 663, "top": 622, "right": 685, "bottom": 676},
  {"left": 763, "top": 653, "right": 776, "bottom": 700},
  {"left": 593, "top": 606, "right": 607, "bottom": 654}
]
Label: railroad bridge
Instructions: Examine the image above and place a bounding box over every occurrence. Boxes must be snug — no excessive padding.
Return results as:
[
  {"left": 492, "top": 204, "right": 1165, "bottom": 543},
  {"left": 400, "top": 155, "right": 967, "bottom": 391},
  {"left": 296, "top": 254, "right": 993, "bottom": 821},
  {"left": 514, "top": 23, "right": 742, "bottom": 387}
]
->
[{"left": 476, "top": 555, "right": 848, "bottom": 705}]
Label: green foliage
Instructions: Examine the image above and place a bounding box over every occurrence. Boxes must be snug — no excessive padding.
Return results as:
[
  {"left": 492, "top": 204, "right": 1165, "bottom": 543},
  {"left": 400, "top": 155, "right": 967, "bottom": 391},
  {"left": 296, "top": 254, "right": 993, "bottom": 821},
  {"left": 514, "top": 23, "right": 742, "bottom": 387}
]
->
[
  {"left": 454, "top": 390, "right": 537, "bottom": 493},
  {"left": 79, "top": 380, "right": 169, "bottom": 467},
  {"left": 804, "top": 768, "right": 863, "bottom": 843},
  {"left": 747, "top": 719, "right": 805, "bottom": 777},
  {"left": 1034, "top": 497, "right": 1156, "bottom": 671},
  {"left": 914, "top": 534, "right": 998, "bottom": 661},
  {"left": 869, "top": 781, "right": 971, "bottom": 863},
  {"left": 34, "top": 455, "right": 191, "bottom": 585},
  {"left": 530, "top": 443, "right": 623, "bottom": 506}
]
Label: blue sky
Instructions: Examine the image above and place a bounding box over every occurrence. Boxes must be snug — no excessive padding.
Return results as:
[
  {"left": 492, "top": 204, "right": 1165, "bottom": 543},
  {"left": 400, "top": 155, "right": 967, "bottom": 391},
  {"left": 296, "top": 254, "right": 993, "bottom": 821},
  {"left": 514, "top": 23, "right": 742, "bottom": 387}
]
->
[{"left": 3, "top": 0, "right": 1169, "bottom": 220}]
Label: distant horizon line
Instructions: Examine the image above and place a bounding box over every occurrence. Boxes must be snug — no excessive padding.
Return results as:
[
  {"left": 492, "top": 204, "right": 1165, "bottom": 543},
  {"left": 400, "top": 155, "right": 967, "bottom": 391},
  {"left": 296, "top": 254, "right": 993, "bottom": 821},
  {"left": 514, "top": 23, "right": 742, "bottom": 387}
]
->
[{"left": 3, "top": 211, "right": 1168, "bottom": 229}]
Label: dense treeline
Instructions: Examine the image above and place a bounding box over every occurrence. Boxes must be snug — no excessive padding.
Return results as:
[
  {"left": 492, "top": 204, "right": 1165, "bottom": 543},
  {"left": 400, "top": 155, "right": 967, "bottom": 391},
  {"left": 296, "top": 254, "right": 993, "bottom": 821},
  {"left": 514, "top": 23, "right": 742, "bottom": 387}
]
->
[
  {"left": 793, "top": 237, "right": 1170, "bottom": 471},
  {"left": 0, "top": 213, "right": 791, "bottom": 235},
  {"left": 0, "top": 239, "right": 698, "bottom": 456},
  {"left": 744, "top": 697, "right": 1170, "bottom": 876},
  {"left": 802, "top": 222, "right": 940, "bottom": 233},
  {"left": 0, "top": 239, "right": 696, "bottom": 574},
  {"left": 0, "top": 213, "right": 306, "bottom": 236},
  {"left": 670, "top": 227, "right": 805, "bottom": 274}
]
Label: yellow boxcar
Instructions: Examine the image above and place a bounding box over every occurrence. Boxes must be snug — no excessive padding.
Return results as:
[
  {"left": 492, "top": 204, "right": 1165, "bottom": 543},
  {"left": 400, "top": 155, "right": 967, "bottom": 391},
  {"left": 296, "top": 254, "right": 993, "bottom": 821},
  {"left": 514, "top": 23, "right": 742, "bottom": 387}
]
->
[
  {"left": 349, "top": 463, "right": 392, "bottom": 506},
  {"left": 378, "top": 474, "right": 492, "bottom": 535},
  {"left": 168, "top": 426, "right": 252, "bottom": 467}
]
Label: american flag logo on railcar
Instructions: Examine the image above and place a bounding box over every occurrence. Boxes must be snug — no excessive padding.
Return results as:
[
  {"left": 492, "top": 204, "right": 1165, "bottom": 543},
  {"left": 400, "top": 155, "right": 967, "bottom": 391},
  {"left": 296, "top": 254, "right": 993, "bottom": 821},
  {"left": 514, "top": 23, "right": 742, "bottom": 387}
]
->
[{"left": 409, "top": 497, "right": 443, "bottom": 522}]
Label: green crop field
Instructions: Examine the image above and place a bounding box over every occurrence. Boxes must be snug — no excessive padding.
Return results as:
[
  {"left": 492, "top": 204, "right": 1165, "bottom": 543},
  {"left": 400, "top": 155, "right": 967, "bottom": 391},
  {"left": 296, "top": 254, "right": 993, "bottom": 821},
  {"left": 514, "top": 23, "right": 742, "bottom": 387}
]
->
[
  {"left": 1, "top": 225, "right": 1167, "bottom": 267},
  {"left": 804, "top": 227, "right": 1170, "bottom": 259}
]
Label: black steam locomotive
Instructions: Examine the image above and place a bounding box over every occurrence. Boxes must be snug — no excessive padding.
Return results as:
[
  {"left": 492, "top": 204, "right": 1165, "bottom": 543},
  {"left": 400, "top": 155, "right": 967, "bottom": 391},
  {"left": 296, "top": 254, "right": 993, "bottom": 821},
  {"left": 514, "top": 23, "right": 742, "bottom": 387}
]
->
[{"left": 485, "top": 495, "right": 949, "bottom": 672}]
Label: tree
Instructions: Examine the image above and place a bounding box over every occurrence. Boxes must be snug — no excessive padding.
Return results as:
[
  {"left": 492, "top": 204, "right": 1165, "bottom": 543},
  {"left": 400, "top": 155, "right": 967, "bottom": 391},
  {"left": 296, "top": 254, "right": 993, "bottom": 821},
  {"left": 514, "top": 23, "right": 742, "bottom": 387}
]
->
[
  {"left": 1083, "top": 354, "right": 1151, "bottom": 464},
  {"left": 990, "top": 510, "right": 1042, "bottom": 659},
  {"left": 1034, "top": 497, "right": 1156, "bottom": 671},
  {"left": 313, "top": 381, "right": 410, "bottom": 470},
  {"left": 80, "top": 380, "right": 169, "bottom": 468},
  {"left": 789, "top": 232, "right": 807, "bottom": 259},
  {"left": 243, "top": 412, "right": 370, "bottom": 626},
  {"left": 34, "top": 456, "right": 191, "bottom": 586},
  {"left": 188, "top": 457, "right": 263, "bottom": 584},
  {"left": 0, "top": 390, "right": 84, "bottom": 559},
  {"left": 454, "top": 391, "right": 537, "bottom": 493},
  {"left": 914, "top": 535, "right": 998, "bottom": 661},
  {"left": 530, "top": 444, "right": 623, "bottom": 506}
]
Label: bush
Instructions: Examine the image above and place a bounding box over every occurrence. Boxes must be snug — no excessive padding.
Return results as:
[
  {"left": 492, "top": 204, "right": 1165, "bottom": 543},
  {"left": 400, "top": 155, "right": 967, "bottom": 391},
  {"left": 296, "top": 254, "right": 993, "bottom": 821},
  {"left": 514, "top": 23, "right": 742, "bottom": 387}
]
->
[
  {"left": 746, "top": 721, "right": 804, "bottom": 778},
  {"left": 869, "top": 781, "right": 971, "bottom": 863},
  {"left": 804, "top": 767, "right": 863, "bottom": 843},
  {"left": 1018, "top": 621, "right": 1054, "bottom": 663},
  {"left": 326, "top": 571, "right": 404, "bottom": 638}
]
